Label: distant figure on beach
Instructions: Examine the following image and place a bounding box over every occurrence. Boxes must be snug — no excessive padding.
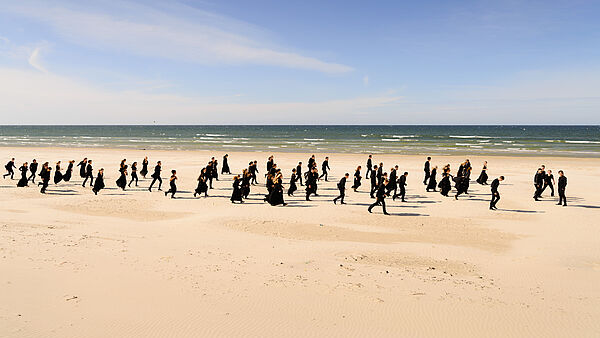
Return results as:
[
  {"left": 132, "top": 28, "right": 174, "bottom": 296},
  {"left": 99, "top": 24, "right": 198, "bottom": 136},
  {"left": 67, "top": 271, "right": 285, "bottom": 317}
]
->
[
  {"left": 296, "top": 162, "right": 303, "bottom": 186},
  {"left": 423, "top": 157, "right": 431, "bottom": 185},
  {"left": 63, "top": 160, "right": 74, "bottom": 182},
  {"left": 426, "top": 166, "right": 437, "bottom": 192},
  {"left": 305, "top": 167, "right": 319, "bottom": 201},
  {"left": 267, "top": 173, "right": 286, "bottom": 206},
  {"left": 288, "top": 168, "right": 298, "bottom": 196},
  {"left": 476, "top": 161, "right": 488, "bottom": 185},
  {"left": 82, "top": 160, "right": 94, "bottom": 187},
  {"left": 249, "top": 161, "right": 258, "bottom": 185},
  {"left": 533, "top": 168, "right": 544, "bottom": 201},
  {"left": 439, "top": 173, "right": 452, "bottom": 197},
  {"left": 149, "top": 161, "right": 162, "bottom": 191},
  {"left": 77, "top": 158, "right": 88, "bottom": 178},
  {"left": 40, "top": 165, "right": 52, "bottom": 194},
  {"left": 557, "top": 170, "right": 567, "bottom": 206},
  {"left": 366, "top": 155, "right": 373, "bottom": 179},
  {"left": 368, "top": 178, "right": 390, "bottom": 215},
  {"left": 308, "top": 155, "right": 316, "bottom": 171},
  {"left": 352, "top": 166, "right": 362, "bottom": 191},
  {"left": 242, "top": 170, "right": 251, "bottom": 198},
  {"left": 319, "top": 157, "right": 330, "bottom": 181},
  {"left": 542, "top": 169, "right": 555, "bottom": 197},
  {"left": 165, "top": 170, "right": 177, "bottom": 198},
  {"left": 128, "top": 162, "right": 138, "bottom": 187},
  {"left": 3, "top": 158, "right": 16, "bottom": 179},
  {"left": 377, "top": 163, "right": 384, "bottom": 186},
  {"left": 116, "top": 165, "right": 128, "bottom": 190},
  {"left": 92, "top": 169, "right": 105, "bottom": 195},
  {"left": 231, "top": 175, "right": 244, "bottom": 203},
  {"left": 17, "top": 162, "right": 29, "bottom": 187},
  {"left": 266, "top": 156, "right": 274, "bottom": 178},
  {"left": 222, "top": 154, "right": 231, "bottom": 174},
  {"left": 489, "top": 176, "right": 504, "bottom": 210},
  {"left": 28, "top": 159, "right": 38, "bottom": 184},
  {"left": 333, "top": 173, "right": 349, "bottom": 205},
  {"left": 54, "top": 161, "right": 63, "bottom": 184},
  {"left": 393, "top": 172, "right": 408, "bottom": 202},
  {"left": 194, "top": 168, "right": 209, "bottom": 198},
  {"left": 370, "top": 165, "right": 378, "bottom": 198},
  {"left": 454, "top": 175, "right": 468, "bottom": 200},
  {"left": 140, "top": 157, "right": 149, "bottom": 178},
  {"left": 386, "top": 166, "right": 398, "bottom": 196}
]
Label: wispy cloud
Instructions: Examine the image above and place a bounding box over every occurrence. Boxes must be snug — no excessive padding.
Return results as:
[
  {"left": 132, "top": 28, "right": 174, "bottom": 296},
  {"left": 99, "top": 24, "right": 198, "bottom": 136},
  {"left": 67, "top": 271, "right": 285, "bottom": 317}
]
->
[
  {"left": 3, "top": 1, "right": 353, "bottom": 74},
  {"left": 27, "top": 47, "right": 47, "bottom": 73},
  {"left": 363, "top": 75, "right": 369, "bottom": 87}
]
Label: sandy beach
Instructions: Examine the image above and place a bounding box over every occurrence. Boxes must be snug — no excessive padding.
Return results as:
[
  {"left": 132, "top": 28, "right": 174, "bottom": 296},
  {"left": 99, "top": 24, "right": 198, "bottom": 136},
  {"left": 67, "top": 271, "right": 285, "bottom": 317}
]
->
[{"left": 1, "top": 146, "right": 599, "bottom": 337}]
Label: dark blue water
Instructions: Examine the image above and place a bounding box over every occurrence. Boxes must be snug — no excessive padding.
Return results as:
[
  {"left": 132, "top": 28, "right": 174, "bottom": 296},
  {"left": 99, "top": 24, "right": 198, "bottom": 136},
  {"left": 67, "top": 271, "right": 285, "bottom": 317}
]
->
[{"left": 0, "top": 125, "right": 598, "bottom": 157}]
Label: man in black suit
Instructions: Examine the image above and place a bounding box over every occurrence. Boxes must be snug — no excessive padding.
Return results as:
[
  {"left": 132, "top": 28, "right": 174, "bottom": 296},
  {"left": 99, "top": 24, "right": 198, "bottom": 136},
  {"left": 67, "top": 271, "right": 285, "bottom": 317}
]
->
[
  {"left": 296, "top": 162, "right": 303, "bottom": 186},
  {"left": 533, "top": 168, "right": 544, "bottom": 201},
  {"left": 489, "top": 176, "right": 504, "bottom": 210},
  {"left": 557, "top": 170, "right": 567, "bottom": 206},
  {"left": 28, "top": 159, "right": 38, "bottom": 183},
  {"left": 542, "top": 169, "right": 555, "bottom": 197},
  {"left": 423, "top": 157, "right": 431, "bottom": 185},
  {"left": 82, "top": 160, "right": 94, "bottom": 187},
  {"left": 370, "top": 165, "right": 378, "bottom": 198},
  {"left": 366, "top": 155, "right": 373, "bottom": 179},
  {"left": 148, "top": 161, "right": 162, "bottom": 191},
  {"left": 368, "top": 179, "right": 390, "bottom": 215},
  {"left": 393, "top": 172, "right": 408, "bottom": 202},
  {"left": 3, "top": 158, "right": 16, "bottom": 179},
  {"left": 319, "top": 157, "right": 330, "bottom": 181},
  {"left": 333, "top": 173, "right": 349, "bottom": 205},
  {"left": 386, "top": 166, "right": 398, "bottom": 196}
]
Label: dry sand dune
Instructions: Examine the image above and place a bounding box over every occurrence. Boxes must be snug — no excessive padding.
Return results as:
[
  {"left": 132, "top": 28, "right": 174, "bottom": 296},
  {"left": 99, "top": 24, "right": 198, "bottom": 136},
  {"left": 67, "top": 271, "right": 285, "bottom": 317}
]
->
[{"left": 1, "top": 147, "right": 599, "bottom": 337}]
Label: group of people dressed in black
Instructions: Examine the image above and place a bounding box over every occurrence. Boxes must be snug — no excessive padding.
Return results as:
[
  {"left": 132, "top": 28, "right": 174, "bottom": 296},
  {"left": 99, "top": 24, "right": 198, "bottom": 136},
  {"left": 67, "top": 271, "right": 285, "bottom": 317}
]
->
[{"left": 3, "top": 153, "right": 569, "bottom": 213}]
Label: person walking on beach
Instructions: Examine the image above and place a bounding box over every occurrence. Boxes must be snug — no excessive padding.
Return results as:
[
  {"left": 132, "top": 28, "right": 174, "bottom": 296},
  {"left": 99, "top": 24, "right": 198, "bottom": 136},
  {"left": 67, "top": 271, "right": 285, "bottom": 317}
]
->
[
  {"left": 164, "top": 170, "right": 177, "bottom": 198},
  {"left": 426, "top": 166, "right": 438, "bottom": 192},
  {"left": 3, "top": 158, "right": 16, "bottom": 179},
  {"left": 542, "top": 169, "right": 555, "bottom": 197},
  {"left": 77, "top": 158, "right": 88, "bottom": 179},
  {"left": 92, "top": 168, "right": 105, "bottom": 195},
  {"left": 148, "top": 161, "right": 162, "bottom": 191},
  {"left": 116, "top": 165, "right": 128, "bottom": 190},
  {"left": 393, "top": 172, "right": 408, "bottom": 202},
  {"left": 489, "top": 176, "right": 504, "bottom": 210},
  {"left": 82, "top": 160, "right": 94, "bottom": 187},
  {"left": 63, "top": 160, "right": 74, "bottom": 182},
  {"left": 305, "top": 167, "right": 318, "bottom": 201},
  {"left": 40, "top": 165, "right": 52, "bottom": 194},
  {"left": 288, "top": 168, "right": 298, "bottom": 196},
  {"left": 533, "top": 168, "right": 544, "bottom": 201},
  {"left": 231, "top": 175, "right": 244, "bottom": 203},
  {"left": 386, "top": 166, "right": 398, "bottom": 196},
  {"left": 266, "top": 156, "right": 274, "bottom": 178},
  {"left": 17, "top": 162, "right": 29, "bottom": 187},
  {"left": 28, "top": 159, "right": 38, "bottom": 184},
  {"left": 333, "top": 173, "right": 349, "bottom": 205},
  {"left": 557, "top": 170, "right": 567, "bottom": 206},
  {"left": 296, "top": 162, "right": 303, "bottom": 186},
  {"left": 140, "top": 157, "right": 149, "bottom": 178},
  {"left": 368, "top": 179, "right": 390, "bottom": 215},
  {"left": 476, "top": 161, "right": 488, "bottom": 185},
  {"left": 319, "top": 157, "right": 330, "bottom": 181},
  {"left": 377, "top": 163, "right": 384, "bottom": 186},
  {"left": 194, "top": 168, "right": 209, "bottom": 198},
  {"left": 53, "top": 161, "right": 63, "bottom": 184},
  {"left": 423, "top": 157, "right": 431, "bottom": 185},
  {"left": 249, "top": 161, "right": 258, "bottom": 185},
  {"left": 370, "top": 165, "right": 378, "bottom": 198},
  {"left": 366, "top": 155, "right": 373, "bottom": 179},
  {"left": 222, "top": 154, "right": 231, "bottom": 174},
  {"left": 352, "top": 166, "right": 362, "bottom": 191},
  {"left": 128, "top": 162, "right": 139, "bottom": 187},
  {"left": 439, "top": 173, "right": 452, "bottom": 197}
]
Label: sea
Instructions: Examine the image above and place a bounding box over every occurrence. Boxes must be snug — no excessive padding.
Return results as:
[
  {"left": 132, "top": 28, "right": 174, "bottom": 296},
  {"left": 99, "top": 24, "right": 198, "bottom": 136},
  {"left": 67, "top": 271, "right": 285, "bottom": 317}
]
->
[{"left": 0, "top": 125, "right": 598, "bottom": 157}]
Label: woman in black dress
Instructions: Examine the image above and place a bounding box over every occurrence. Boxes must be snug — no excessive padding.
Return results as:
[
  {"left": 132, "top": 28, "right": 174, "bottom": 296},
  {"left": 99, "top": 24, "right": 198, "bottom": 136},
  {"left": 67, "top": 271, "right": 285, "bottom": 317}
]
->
[
  {"left": 222, "top": 154, "right": 231, "bottom": 174},
  {"left": 63, "top": 160, "right": 74, "bottom": 182},
  {"left": 268, "top": 173, "right": 287, "bottom": 206},
  {"left": 426, "top": 166, "right": 438, "bottom": 192},
  {"left": 116, "top": 165, "right": 128, "bottom": 190},
  {"left": 140, "top": 157, "right": 149, "bottom": 178},
  {"left": 287, "top": 168, "right": 297, "bottom": 196},
  {"left": 164, "top": 170, "right": 177, "bottom": 198},
  {"left": 476, "top": 161, "right": 488, "bottom": 185},
  {"left": 92, "top": 168, "right": 105, "bottom": 195},
  {"left": 128, "top": 162, "right": 139, "bottom": 187},
  {"left": 194, "top": 168, "right": 209, "bottom": 197},
  {"left": 78, "top": 158, "right": 87, "bottom": 178},
  {"left": 438, "top": 173, "right": 452, "bottom": 196},
  {"left": 54, "top": 161, "right": 63, "bottom": 184},
  {"left": 17, "top": 162, "right": 29, "bottom": 187},
  {"left": 40, "top": 165, "right": 51, "bottom": 194},
  {"left": 230, "top": 175, "right": 244, "bottom": 203},
  {"left": 242, "top": 170, "right": 251, "bottom": 198},
  {"left": 352, "top": 166, "right": 362, "bottom": 191}
]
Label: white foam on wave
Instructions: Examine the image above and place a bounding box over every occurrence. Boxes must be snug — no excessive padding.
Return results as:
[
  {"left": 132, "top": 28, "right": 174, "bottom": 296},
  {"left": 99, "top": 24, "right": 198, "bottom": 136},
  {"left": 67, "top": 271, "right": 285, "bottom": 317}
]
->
[
  {"left": 449, "top": 135, "right": 499, "bottom": 139},
  {"left": 205, "top": 134, "right": 227, "bottom": 137},
  {"left": 304, "top": 138, "right": 324, "bottom": 141},
  {"left": 392, "top": 135, "right": 416, "bottom": 138},
  {"left": 565, "top": 140, "right": 600, "bottom": 144},
  {"left": 381, "top": 138, "right": 400, "bottom": 142}
]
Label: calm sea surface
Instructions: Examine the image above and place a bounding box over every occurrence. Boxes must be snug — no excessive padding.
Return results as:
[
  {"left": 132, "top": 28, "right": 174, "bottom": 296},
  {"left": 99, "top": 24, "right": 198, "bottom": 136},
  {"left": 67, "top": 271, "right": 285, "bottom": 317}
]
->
[{"left": 0, "top": 125, "right": 598, "bottom": 157}]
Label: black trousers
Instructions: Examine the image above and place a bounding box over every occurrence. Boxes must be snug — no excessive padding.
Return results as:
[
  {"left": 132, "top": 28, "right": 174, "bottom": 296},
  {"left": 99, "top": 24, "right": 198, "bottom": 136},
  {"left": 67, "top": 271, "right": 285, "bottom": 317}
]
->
[
  {"left": 368, "top": 197, "right": 387, "bottom": 214},
  {"left": 296, "top": 173, "right": 303, "bottom": 185},
  {"left": 82, "top": 174, "right": 94, "bottom": 186},
  {"left": 333, "top": 189, "right": 345, "bottom": 203},
  {"left": 3, "top": 169, "right": 14, "bottom": 179},
  {"left": 534, "top": 184, "right": 543, "bottom": 199},
  {"left": 423, "top": 170, "right": 430, "bottom": 184},
  {"left": 149, "top": 176, "right": 162, "bottom": 190},
  {"left": 40, "top": 180, "right": 49, "bottom": 193},
  {"left": 28, "top": 172, "right": 36, "bottom": 183},
  {"left": 129, "top": 172, "right": 138, "bottom": 187},
  {"left": 251, "top": 173, "right": 258, "bottom": 184},
  {"left": 319, "top": 170, "right": 328, "bottom": 181},
  {"left": 490, "top": 192, "right": 500, "bottom": 209},
  {"left": 558, "top": 188, "right": 567, "bottom": 205},
  {"left": 542, "top": 182, "right": 554, "bottom": 196},
  {"left": 366, "top": 167, "right": 371, "bottom": 179},
  {"left": 393, "top": 187, "right": 406, "bottom": 201}
]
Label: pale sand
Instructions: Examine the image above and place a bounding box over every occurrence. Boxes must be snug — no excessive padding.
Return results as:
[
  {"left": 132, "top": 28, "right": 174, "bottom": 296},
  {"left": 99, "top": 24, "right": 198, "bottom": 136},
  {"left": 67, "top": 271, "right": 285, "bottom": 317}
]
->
[{"left": 1, "top": 147, "right": 599, "bottom": 337}]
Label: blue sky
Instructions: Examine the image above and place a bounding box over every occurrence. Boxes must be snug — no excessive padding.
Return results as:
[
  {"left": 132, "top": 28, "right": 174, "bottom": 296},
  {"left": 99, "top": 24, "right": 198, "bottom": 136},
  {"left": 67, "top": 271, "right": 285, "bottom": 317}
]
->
[{"left": 0, "top": 0, "right": 599, "bottom": 124}]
